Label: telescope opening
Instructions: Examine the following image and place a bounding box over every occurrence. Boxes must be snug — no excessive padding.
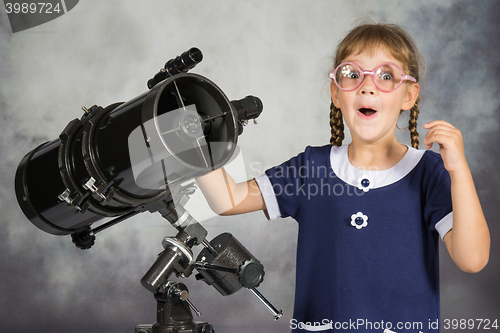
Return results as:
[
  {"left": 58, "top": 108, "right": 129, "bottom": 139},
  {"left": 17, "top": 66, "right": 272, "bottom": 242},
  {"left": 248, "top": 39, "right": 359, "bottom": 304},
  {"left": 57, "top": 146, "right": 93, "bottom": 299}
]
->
[{"left": 155, "top": 76, "right": 235, "bottom": 169}]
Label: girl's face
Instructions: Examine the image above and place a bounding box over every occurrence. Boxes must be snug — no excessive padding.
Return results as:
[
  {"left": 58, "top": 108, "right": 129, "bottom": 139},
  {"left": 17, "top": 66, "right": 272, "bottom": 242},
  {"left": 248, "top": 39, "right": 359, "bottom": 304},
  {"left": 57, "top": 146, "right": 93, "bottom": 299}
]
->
[{"left": 330, "top": 47, "right": 419, "bottom": 146}]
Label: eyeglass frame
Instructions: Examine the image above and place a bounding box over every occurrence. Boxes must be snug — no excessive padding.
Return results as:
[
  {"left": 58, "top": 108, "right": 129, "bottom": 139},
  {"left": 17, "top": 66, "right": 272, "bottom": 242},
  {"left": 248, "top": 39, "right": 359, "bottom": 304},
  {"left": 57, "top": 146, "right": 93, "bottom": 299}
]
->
[{"left": 329, "top": 62, "right": 417, "bottom": 92}]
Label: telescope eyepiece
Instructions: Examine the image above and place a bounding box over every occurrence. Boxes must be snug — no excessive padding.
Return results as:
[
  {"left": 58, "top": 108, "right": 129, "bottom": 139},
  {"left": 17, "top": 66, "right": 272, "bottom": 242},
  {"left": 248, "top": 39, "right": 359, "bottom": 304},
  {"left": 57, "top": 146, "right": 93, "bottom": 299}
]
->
[
  {"left": 148, "top": 47, "right": 203, "bottom": 89},
  {"left": 165, "top": 47, "right": 203, "bottom": 75}
]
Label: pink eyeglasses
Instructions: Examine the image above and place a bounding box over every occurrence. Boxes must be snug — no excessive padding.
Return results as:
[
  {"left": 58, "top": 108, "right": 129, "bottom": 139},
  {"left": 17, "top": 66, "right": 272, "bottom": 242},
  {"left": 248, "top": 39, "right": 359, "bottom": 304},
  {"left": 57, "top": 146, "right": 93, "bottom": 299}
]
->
[{"left": 329, "top": 62, "right": 417, "bottom": 92}]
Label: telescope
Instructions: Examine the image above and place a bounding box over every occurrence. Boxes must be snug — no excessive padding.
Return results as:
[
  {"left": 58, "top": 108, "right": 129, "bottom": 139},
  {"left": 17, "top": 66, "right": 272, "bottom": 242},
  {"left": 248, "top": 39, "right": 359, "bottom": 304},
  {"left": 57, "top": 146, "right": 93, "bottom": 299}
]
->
[{"left": 14, "top": 48, "right": 282, "bottom": 333}]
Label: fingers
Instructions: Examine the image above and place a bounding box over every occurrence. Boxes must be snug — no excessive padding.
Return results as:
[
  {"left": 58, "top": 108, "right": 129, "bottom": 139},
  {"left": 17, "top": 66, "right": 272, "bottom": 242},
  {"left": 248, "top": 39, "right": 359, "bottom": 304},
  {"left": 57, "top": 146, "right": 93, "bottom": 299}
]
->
[
  {"left": 423, "top": 120, "right": 468, "bottom": 172},
  {"left": 424, "top": 131, "right": 455, "bottom": 149},
  {"left": 423, "top": 123, "right": 463, "bottom": 149},
  {"left": 424, "top": 121, "right": 454, "bottom": 148},
  {"left": 423, "top": 120, "right": 456, "bottom": 130}
]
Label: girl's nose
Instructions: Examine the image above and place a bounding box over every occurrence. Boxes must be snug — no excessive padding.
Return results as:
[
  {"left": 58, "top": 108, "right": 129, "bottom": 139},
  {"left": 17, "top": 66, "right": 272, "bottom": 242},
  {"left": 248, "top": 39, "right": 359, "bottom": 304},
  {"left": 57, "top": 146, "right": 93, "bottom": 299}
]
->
[{"left": 359, "top": 75, "right": 377, "bottom": 95}]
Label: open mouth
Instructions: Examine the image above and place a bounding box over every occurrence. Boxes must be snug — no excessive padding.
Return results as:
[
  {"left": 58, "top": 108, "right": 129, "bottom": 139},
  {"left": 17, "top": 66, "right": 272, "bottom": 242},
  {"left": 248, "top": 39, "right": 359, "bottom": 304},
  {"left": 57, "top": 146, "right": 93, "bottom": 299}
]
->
[{"left": 358, "top": 108, "right": 377, "bottom": 118}]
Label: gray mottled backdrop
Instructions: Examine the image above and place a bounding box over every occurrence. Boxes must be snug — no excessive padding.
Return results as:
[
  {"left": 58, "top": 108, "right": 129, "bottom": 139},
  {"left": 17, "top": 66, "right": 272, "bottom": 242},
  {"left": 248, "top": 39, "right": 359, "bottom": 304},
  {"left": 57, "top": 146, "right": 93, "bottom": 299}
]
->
[{"left": 1, "top": 1, "right": 499, "bottom": 332}]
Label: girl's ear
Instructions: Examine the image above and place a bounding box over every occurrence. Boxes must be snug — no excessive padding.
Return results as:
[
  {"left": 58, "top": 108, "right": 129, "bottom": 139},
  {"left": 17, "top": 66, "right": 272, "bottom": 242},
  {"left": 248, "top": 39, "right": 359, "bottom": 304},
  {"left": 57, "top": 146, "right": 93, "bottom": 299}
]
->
[
  {"left": 402, "top": 83, "right": 420, "bottom": 110},
  {"left": 330, "top": 82, "right": 341, "bottom": 108}
]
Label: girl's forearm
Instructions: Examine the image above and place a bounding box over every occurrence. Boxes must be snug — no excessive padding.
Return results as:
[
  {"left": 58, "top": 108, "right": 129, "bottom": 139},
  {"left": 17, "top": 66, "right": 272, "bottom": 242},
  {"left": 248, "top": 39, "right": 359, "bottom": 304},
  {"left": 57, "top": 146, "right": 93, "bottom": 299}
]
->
[{"left": 446, "top": 166, "right": 490, "bottom": 272}]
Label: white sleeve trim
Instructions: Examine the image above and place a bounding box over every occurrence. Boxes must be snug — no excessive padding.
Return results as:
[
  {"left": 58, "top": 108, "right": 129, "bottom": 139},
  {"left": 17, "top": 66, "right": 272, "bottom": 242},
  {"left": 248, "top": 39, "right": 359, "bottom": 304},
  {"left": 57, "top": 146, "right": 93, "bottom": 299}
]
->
[
  {"left": 435, "top": 211, "right": 453, "bottom": 240},
  {"left": 254, "top": 174, "right": 281, "bottom": 220}
]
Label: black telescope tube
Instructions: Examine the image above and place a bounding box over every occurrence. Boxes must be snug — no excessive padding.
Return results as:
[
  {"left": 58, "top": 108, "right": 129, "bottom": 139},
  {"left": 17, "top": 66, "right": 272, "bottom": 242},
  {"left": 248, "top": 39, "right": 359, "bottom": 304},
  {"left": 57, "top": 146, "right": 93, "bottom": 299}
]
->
[
  {"left": 147, "top": 47, "right": 203, "bottom": 89},
  {"left": 15, "top": 72, "right": 242, "bottom": 236}
]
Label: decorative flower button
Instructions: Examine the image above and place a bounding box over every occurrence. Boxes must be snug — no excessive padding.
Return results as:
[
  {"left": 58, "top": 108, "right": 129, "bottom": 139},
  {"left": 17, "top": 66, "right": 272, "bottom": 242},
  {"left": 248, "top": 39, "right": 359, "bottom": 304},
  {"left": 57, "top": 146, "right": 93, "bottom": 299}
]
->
[
  {"left": 357, "top": 175, "right": 373, "bottom": 192},
  {"left": 351, "top": 212, "right": 368, "bottom": 229}
]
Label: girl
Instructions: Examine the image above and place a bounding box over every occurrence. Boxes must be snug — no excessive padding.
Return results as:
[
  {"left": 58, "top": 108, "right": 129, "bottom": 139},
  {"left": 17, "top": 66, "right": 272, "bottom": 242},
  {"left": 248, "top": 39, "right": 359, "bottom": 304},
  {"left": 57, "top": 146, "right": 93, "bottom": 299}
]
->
[{"left": 196, "top": 23, "right": 490, "bottom": 332}]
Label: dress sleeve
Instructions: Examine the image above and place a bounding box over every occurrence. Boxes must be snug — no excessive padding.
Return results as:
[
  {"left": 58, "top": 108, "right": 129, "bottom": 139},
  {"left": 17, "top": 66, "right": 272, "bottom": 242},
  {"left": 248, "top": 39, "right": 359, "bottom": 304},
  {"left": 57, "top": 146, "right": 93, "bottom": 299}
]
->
[
  {"left": 423, "top": 152, "right": 453, "bottom": 240},
  {"left": 254, "top": 147, "right": 311, "bottom": 220}
]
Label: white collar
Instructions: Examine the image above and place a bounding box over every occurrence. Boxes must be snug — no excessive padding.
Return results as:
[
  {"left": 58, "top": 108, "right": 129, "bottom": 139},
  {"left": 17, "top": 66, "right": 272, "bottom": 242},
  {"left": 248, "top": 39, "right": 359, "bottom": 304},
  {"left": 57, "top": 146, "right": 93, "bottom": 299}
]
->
[{"left": 329, "top": 145, "right": 425, "bottom": 190}]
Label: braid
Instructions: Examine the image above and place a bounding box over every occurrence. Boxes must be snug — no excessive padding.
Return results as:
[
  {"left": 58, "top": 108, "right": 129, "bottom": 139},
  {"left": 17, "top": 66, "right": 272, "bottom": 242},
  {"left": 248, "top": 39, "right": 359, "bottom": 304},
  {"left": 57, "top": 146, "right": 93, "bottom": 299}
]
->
[
  {"left": 408, "top": 97, "right": 420, "bottom": 149},
  {"left": 329, "top": 102, "right": 344, "bottom": 146}
]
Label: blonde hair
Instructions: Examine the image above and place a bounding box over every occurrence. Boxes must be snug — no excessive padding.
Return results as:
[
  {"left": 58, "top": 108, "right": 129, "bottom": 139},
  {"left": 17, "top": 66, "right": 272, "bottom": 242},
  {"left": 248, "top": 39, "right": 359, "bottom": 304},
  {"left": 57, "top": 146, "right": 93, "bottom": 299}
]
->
[{"left": 329, "top": 23, "right": 424, "bottom": 148}]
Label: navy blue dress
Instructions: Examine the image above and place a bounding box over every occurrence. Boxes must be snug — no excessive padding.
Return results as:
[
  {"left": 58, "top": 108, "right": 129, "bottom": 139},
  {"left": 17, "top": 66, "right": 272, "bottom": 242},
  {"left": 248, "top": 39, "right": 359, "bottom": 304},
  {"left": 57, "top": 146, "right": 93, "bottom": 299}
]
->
[{"left": 255, "top": 145, "right": 453, "bottom": 333}]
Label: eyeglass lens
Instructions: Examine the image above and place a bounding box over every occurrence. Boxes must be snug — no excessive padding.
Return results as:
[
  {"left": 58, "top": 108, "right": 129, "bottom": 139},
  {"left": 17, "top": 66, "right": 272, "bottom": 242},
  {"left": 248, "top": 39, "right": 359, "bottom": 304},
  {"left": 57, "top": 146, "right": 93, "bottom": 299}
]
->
[{"left": 335, "top": 63, "right": 403, "bottom": 91}]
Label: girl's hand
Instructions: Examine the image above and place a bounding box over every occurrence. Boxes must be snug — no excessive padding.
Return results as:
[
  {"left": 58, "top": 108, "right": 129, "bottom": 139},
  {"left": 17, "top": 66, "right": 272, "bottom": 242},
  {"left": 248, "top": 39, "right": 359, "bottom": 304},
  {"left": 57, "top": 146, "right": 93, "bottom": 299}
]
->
[{"left": 423, "top": 120, "right": 468, "bottom": 173}]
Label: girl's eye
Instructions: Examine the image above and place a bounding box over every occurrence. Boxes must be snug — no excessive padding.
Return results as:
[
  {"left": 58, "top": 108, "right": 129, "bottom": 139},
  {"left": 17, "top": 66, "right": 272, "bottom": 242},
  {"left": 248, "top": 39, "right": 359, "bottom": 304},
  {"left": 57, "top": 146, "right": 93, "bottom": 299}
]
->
[
  {"left": 380, "top": 72, "right": 393, "bottom": 81},
  {"left": 347, "top": 72, "right": 360, "bottom": 79}
]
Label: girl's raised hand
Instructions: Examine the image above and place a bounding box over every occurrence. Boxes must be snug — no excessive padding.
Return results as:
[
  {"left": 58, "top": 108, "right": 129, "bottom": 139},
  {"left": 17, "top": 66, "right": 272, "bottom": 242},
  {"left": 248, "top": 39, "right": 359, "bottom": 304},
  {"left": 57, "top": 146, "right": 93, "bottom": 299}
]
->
[{"left": 423, "top": 120, "right": 468, "bottom": 173}]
